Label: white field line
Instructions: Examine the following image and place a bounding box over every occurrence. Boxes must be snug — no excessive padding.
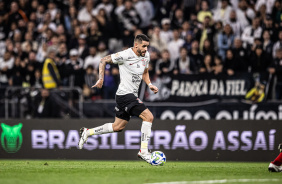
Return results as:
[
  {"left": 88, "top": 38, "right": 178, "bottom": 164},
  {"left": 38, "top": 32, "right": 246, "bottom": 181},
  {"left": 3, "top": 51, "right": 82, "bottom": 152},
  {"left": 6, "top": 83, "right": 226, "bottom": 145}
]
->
[{"left": 145, "top": 179, "right": 281, "bottom": 184}]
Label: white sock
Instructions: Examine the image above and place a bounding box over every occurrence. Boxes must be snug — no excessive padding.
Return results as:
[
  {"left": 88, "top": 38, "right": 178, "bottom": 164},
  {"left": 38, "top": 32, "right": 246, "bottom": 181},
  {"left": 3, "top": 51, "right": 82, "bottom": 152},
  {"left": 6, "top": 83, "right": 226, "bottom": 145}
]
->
[
  {"left": 87, "top": 123, "right": 114, "bottom": 136},
  {"left": 140, "top": 121, "right": 152, "bottom": 154}
]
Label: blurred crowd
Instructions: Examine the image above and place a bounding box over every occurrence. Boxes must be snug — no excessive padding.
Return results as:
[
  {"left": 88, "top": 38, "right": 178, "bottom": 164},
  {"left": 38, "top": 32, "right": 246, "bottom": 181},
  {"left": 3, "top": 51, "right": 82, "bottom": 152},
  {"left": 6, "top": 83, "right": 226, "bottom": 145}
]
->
[{"left": 0, "top": 0, "right": 282, "bottom": 102}]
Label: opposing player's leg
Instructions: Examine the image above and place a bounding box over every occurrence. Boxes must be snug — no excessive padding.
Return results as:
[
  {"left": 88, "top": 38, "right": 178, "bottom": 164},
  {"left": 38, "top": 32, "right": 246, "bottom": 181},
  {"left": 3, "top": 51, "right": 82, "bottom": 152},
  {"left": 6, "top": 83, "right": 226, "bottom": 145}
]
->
[
  {"left": 269, "top": 143, "right": 282, "bottom": 172},
  {"left": 137, "top": 108, "right": 154, "bottom": 163},
  {"left": 78, "top": 117, "right": 128, "bottom": 149}
]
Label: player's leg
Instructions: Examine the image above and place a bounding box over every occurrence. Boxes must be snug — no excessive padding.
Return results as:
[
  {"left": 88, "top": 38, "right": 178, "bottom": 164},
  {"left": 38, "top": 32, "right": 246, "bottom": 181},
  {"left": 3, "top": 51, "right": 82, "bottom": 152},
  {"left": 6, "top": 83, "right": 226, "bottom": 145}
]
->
[
  {"left": 139, "top": 108, "right": 153, "bottom": 154},
  {"left": 136, "top": 108, "right": 154, "bottom": 163},
  {"left": 78, "top": 117, "right": 128, "bottom": 149},
  {"left": 269, "top": 143, "right": 282, "bottom": 172}
]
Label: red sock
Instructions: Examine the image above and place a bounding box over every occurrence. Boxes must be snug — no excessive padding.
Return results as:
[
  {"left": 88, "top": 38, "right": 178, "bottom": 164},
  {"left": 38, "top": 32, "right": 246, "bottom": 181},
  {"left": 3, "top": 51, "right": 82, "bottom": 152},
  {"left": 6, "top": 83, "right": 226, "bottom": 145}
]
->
[{"left": 272, "top": 153, "right": 282, "bottom": 166}]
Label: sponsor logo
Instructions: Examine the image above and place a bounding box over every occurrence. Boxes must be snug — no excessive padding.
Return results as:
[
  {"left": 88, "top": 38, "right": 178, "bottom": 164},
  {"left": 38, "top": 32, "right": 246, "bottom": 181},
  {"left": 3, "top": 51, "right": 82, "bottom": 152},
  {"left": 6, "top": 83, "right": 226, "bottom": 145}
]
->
[
  {"left": 128, "top": 56, "right": 135, "bottom": 59},
  {"left": 137, "top": 64, "right": 140, "bottom": 68},
  {"left": 30, "top": 125, "right": 276, "bottom": 152},
  {"left": 160, "top": 105, "right": 282, "bottom": 120},
  {"left": 95, "top": 128, "right": 103, "bottom": 133},
  {"left": 115, "top": 56, "right": 123, "bottom": 61},
  {"left": 132, "top": 74, "right": 141, "bottom": 83},
  {"left": 129, "top": 61, "right": 139, "bottom": 65},
  {"left": 1, "top": 123, "right": 23, "bottom": 153}
]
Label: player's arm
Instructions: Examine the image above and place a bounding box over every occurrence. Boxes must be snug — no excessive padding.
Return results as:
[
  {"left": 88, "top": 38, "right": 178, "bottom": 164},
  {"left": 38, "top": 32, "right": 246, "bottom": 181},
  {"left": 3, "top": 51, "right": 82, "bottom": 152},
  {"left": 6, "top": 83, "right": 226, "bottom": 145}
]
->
[
  {"left": 143, "top": 68, "right": 158, "bottom": 94},
  {"left": 91, "top": 55, "right": 113, "bottom": 88}
]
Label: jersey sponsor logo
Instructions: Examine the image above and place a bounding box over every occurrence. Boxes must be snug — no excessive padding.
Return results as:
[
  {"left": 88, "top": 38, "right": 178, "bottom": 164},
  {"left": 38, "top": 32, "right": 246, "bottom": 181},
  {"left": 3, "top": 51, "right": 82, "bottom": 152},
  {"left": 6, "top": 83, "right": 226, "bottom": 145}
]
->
[
  {"left": 137, "top": 64, "right": 140, "bottom": 68},
  {"left": 115, "top": 56, "right": 123, "bottom": 61},
  {"left": 132, "top": 74, "right": 142, "bottom": 83},
  {"left": 129, "top": 61, "right": 139, "bottom": 65},
  {"left": 128, "top": 56, "right": 135, "bottom": 59}
]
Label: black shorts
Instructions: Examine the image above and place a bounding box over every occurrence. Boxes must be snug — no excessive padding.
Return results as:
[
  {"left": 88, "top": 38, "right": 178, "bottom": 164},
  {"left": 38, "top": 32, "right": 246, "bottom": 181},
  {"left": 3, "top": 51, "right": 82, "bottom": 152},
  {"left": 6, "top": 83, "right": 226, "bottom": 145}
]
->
[{"left": 115, "top": 93, "right": 147, "bottom": 121}]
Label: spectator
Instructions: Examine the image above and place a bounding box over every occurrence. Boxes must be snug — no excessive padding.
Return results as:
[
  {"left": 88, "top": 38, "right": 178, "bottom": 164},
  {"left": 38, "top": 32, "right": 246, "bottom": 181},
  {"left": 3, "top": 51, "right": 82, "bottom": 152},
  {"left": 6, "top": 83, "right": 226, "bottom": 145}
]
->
[
  {"left": 212, "top": 55, "right": 223, "bottom": 75},
  {"left": 160, "top": 18, "right": 173, "bottom": 43},
  {"left": 93, "top": 0, "right": 114, "bottom": 19},
  {"left": 134, "top": 0, "right": 154, "bottom": 32},
  {"left": 200, "top": 54, "right": 213, "bottom": 73},
  {"left": 83, "top": 65, "right": 100, "bottom": 100},
  {"left": 183, "top": 32, "right": 193, "bottom": 52},
  {"left": 262, "top": 30, "right": 273, "bottom": 59},
  {"left": 87, "top": 20, "right": 103, "bottom": 48},
  {"left": 42, "top": 46, "right": 60, "bottom": 89},
  {"left": 196, "top": 16, "right": 215, "bottom": 53},
  {"left": 76, "top": 34, "right": 89, "bottom": 60},
  {"left": 227, "top": 10, "right": 244, "bottom": 36},
  {"left": 272, "top": 30, "right": 282, "bottom": 58},
  {"left": 173, "top": 47, "right": 196, "bottom": 75},
  {"left": 183, "top": 0, "right": 200, "bottom": 20},
  {"left": 33, "top": 89, "right": 60, "bottom": 118},
  {"left": 171, "top": 9, "right": 185, "bottom": 29},
  {"left": 103, "top": 66, "right": 117, "bottom": 99},
  {"left": 0, "top": 51, "right": 15, "bottom": 87},
  {"left": 213, "top": 0, "right": 232, "bottom": 24},
  {"left": 262, "top": 14, "right": 277, "bottom": 42},
  {"left": 249, "top": 45, "right": 270, "bottom": 73},
  {"left": 241, "top": 17, "right": 262, "bottom": 48},
  {"left": 37, "top": 12, "right": 57, "bottom": 33},
  {"left": 47, "top": 1, "right": 58, "bottom": 21},
  {"left": 150, "top": 26, "right": 167, "bottom": 53},
  {"left": 36, "top": 4, "right": 45, "bottom": 24},
  {"left": 56, "top": 43, "right": 68, "bottom": 64},
  {"left": 232, "top": 37, "right": 249, "bottom": 72},
  {"left": 97, "top": 42, "right": 109, "bottom": 58},
  {"left": 202, "top": 39, "right": 216, "bottom": 56},
  {"left": 188, "top": 40, "right": 204, "bottom": 74},
  {"left": 224, "top": 49, "right": 236, "bottom": 75},
  {"left": 167, "top": 29, "right": 185, "bottom": 64},
  {"left": 197, "top": 0, "right": 212, "bottom": 23},
  {"left": 217, "top": 24, "right": 235, "bottom": 60},
  {"left": 66, "top": 49, "right": 84, "bottom": 88},
  {"left": 7, "top": 1, "right": 28, "bottom": 27},
  {"left": 180, "top": 21, "right": 192, "bottom": 40},
  {"left": 33, "top": 69, "right": 43, "bottom": 88},
  {"left": 272, "top": 0, "right": 282, "bottom": 27},
  {"left": 121, "top": 0, "right": 141, "bottom": 46},
  {"left": 84, "top": 46, "right": 101, "bottom": 70},
  {"left": 237, "top": 0, "right": 256, "bottom": 24},
  {"left": 255, "top": 0, "right": 275, "bottom": 15},
  {"left": 269, "top": 48, "right": 282, "bottom": 99},
  {"left": 155, "top": 49, "right": 173, "bottom": 77},
  {"left": 148, "top": 50, "right": 159, "bottom": 77},
  {"left": 77, "top": 0, "right": 94, "bottom": 23}
]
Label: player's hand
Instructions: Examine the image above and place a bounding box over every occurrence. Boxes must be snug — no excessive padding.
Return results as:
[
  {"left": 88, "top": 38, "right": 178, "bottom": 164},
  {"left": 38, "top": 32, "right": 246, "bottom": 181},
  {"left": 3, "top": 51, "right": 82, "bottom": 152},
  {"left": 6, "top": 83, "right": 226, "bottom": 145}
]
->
[
  {"left": 149, "top": 84, "right": 158, "bottom": 94},
  {"left": 91, "top": 79, "right": 104, "bottom": 88}
]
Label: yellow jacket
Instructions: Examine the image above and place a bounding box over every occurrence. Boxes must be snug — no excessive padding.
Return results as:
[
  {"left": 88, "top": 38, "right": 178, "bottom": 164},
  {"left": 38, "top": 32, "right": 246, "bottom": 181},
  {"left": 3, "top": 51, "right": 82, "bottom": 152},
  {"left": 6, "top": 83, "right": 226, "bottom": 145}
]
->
[{"left": 42, "top": 58, "right": 60, "bottom": 89}]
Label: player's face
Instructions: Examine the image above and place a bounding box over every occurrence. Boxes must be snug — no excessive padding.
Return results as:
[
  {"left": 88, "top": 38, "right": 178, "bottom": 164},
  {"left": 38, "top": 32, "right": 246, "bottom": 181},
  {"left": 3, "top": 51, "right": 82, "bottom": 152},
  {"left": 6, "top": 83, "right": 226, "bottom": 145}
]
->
[{"left": 136, "top": 41, "right": 149, "bottom": 57}]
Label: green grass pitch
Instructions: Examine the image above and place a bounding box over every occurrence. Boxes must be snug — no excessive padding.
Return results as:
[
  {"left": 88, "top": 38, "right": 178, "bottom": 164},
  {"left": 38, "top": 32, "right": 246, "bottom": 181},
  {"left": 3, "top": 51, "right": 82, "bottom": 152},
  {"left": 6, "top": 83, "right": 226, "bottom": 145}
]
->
[{"left": 0, "top": 160, "right": 281, "bottom": 184}]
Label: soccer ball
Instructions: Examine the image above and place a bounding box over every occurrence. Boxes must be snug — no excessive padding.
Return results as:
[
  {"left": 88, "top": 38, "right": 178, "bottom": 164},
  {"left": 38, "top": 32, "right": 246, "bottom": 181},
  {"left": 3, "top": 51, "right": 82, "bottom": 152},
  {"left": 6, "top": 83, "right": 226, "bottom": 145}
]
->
[{"left": 150, "top": 151, "right": 166, "bottom": 166}]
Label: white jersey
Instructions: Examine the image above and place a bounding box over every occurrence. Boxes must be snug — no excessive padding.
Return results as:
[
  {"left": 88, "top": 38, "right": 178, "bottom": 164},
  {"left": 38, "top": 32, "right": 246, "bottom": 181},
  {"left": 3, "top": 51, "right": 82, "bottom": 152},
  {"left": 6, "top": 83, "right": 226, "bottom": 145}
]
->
[{"left": 111, "top": 48, "right": 150, "bottom": 97}]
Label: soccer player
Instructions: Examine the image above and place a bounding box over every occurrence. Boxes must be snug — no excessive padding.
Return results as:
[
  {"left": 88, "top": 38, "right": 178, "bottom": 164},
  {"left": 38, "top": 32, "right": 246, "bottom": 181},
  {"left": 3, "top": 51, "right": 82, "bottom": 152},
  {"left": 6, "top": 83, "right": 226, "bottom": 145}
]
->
[
  {"left": 269, "top": 143, "right": 282, "bottom": 172},
  {"left": 78, "top": 34, "right": 158, "bottom": 163}
]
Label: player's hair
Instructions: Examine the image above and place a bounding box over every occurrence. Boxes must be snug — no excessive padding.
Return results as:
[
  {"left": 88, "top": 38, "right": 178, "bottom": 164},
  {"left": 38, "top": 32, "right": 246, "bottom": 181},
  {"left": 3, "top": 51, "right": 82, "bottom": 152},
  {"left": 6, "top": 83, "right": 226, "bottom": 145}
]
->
[{"left": 134, "top": 34, "right": 149, "bottom": 43}]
